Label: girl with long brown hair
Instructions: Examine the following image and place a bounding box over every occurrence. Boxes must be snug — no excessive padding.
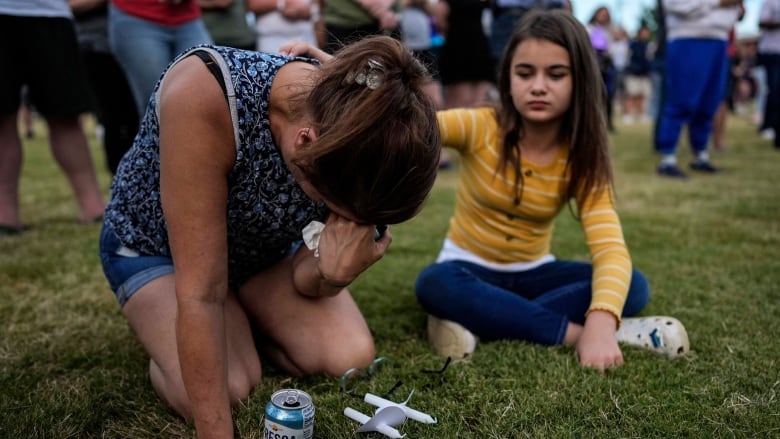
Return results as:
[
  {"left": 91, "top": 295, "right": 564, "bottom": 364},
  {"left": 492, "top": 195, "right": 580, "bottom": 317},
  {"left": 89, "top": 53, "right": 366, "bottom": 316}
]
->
[{"left": 414, "top": 9, "right": 689, "bottom": 370}]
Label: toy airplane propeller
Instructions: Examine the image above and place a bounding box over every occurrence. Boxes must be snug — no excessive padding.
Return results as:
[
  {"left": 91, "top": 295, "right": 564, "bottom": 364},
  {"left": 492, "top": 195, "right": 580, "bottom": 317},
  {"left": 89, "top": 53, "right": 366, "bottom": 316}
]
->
[{"left": 344, "top": 390, "right": 437, "bottom": 438}]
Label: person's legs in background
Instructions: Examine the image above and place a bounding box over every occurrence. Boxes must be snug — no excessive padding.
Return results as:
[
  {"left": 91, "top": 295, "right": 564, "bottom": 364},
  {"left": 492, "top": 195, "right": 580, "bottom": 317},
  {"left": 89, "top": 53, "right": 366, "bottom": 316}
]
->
[
  {"left": 711, "top": 100, "right": 729, "bottom": 152},
  {"left": 752, "top": 64, "right": 768, "bottom": 126},
  {"left": 654, "top": 54, "right": 690, "bottom": 178},
  {"left": 648, "top": 63, "right": 664, "bottom": 122},
  {"left": 32, "top": 17, "right": 104, "bottom": 222},
  {"left": 171, "top": 16, "right": 213, "bottom": 58},
  {"left": 687, "top": 40, "right": 728, "bottom": 172},
  {"left": 603, "top": 62, "right": 617, "bottom": 132},
  {"left": 758, "top": 53, "right": 780, "bottom": 141},
  {"left": 0, "top": 15, "right": 26, "bottom": 231},
  {"left": 109, "top": 6, "right": 173, "bottom": 116},
  {"left": 18, "top": 85, "right": 34, "bottom": 139},
  {"left": 655, "top": 39, "right": 726, "bottom": 177},
  {"left": 45, "top": 115, "right": 105, "bottom": 221},
  {"left": 109, "top": 5, "right": 211, "bottom": 117},
  {"left": 0, "top": 15, "right": 104, "bottom": 230},
  {"left": 0, "top": 113, "right": 24, "bottom": 231},
  {"left": 775, "top": 100, "right": 780, "bottom": 149},
  {"left": 82, "top": 51, "right": 139, "bottom": 175}
]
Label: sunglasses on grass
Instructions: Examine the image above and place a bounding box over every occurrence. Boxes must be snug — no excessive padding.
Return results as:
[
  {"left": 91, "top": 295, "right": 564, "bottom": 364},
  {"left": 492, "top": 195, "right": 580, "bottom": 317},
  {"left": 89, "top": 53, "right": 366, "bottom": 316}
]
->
[{"left": 339, "top": 356, "right": 452, "bottom": 399}]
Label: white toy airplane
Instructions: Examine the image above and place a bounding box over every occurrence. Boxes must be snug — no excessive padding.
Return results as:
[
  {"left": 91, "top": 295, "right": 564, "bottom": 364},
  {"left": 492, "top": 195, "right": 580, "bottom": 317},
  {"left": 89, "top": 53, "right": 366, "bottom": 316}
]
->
[{"left": 344, "top": 390, "right": 437, "bottom": 438}]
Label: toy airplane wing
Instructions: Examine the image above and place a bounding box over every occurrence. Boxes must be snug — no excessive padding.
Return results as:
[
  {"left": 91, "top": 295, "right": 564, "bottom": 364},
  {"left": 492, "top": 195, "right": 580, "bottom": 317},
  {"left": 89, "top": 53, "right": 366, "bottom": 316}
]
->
[
  {"left": 344, "top": 405, "right": 406, "bottom": 438},
  {"left": 364, "top": 390, "right": 438, "bottom": 424}
]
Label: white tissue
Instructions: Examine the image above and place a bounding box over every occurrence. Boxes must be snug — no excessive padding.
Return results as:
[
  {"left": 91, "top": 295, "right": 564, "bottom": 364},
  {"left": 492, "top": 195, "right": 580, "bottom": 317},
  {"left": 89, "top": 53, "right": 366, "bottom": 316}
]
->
[{"left": 302, "top": 220, "right": 325, "bottom": 257}]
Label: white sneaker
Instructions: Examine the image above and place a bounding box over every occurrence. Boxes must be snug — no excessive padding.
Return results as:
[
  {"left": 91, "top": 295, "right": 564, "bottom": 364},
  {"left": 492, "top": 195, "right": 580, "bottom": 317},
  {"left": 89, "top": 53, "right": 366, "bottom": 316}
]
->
[
  {"left": 426, "top": 315, "right": 477, "bottom": 359},
  {"left": 616, "top": 316, "right": 690, "bottom": 358},
  {"left": 760, "top": 128, "right": 776, "bottom": 141}
]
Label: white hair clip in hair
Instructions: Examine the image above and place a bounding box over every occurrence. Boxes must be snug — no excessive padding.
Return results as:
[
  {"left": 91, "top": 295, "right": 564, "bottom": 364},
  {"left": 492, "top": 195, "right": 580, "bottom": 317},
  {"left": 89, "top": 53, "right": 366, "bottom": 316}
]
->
[{"left": 347, "top": 58, "right": 385, "bottom": 90}]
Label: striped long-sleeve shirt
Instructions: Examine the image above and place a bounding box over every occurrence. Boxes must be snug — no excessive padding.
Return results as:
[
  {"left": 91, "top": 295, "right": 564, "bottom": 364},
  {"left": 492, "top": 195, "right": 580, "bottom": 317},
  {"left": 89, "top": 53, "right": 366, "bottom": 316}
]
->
[{"left": 438, "top": 107, "right": 632, "bottom": 320}]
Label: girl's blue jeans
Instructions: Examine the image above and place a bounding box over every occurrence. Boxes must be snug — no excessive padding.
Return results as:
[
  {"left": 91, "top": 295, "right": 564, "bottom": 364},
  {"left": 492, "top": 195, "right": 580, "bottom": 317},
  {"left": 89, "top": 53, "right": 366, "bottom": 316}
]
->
[{"left": 415, "top": 260, "right": 650, "bottom": 346}]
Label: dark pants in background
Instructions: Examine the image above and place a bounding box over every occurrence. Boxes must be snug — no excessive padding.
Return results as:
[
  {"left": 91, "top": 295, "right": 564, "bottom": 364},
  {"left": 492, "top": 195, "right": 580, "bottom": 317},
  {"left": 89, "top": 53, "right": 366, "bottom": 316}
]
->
[{"left": 81, "top": 51, "right": 138, "bottom": 174}]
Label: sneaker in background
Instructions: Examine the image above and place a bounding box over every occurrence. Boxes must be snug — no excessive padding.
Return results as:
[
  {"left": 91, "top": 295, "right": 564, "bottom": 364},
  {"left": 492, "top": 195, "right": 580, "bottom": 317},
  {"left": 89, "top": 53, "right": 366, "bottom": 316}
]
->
[
  {"left": 657, "top": 163, "right": 688, "bottom": 179},
  {"left": 427, "top": 315, "right": 477, "bottom": 359},
  {"left": 616, "top": 316, "right": 690, "bottom": 357},
  {"left": 689, "top": 159, "right": 721, "bottom": 173},
  {"left": 760, "top": 128, "right": 775, "bottom": 141}
]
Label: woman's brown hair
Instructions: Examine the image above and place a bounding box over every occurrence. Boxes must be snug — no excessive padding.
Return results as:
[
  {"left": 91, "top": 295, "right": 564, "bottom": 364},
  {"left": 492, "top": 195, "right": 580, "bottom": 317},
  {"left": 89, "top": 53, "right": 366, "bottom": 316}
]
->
[
  {"left": 294, "top": 36, "right": 441, "bottom": 225},
  {"left": 495, "top": 9, "right": 612, "bottom": 209}
]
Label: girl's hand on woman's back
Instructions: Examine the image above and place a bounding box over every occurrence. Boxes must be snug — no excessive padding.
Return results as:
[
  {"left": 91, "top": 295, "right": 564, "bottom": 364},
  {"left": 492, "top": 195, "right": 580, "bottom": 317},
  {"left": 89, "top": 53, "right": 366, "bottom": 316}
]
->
[{"left": 278, "top": 40, "right": 333, "bottom": 63}]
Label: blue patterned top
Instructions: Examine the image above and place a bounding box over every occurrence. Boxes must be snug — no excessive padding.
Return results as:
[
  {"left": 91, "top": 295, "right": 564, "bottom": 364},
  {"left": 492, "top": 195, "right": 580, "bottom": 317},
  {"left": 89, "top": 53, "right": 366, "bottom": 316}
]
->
[{"left": 105, "top": 45, "right": 328, "bottom": 288}]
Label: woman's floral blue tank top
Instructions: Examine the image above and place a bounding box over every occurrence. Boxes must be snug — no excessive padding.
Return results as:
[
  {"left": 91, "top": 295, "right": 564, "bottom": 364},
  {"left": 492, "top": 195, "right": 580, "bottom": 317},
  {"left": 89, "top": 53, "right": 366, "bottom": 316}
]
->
[{"left": 104, "top": 45, "right": 328, "bottom": 287}]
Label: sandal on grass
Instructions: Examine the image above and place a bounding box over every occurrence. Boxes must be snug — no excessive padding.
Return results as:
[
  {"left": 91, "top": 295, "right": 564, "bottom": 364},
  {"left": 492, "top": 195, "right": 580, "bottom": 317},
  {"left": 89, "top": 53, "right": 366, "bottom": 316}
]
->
[
  {"left": 0, "top": 224, "right": 27, "bottom": 237},
  {"left": 427, "top": 315, "right": 478, "bottom": 359},
  {"left": 79, "top": 215, "right": 103, "bottom": 225}
]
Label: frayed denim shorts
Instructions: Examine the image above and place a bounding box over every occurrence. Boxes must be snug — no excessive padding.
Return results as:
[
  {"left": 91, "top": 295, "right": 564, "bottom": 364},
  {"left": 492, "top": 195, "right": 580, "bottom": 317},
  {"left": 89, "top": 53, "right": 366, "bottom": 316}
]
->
[{"left": 99, "top": 222, "right": 174, "bottom": 307}]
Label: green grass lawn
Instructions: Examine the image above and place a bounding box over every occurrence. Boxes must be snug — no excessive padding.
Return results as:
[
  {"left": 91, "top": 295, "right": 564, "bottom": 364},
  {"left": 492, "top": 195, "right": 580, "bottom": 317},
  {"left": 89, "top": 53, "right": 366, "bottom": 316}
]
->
[{"left": 1, "top": 114, "right": 779, "bottom": 438}]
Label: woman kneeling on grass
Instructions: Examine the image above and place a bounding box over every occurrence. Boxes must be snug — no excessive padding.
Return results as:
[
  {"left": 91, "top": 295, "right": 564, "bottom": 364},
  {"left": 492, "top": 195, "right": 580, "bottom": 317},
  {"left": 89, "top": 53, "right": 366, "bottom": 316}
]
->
[
  {"left": 413, "top": 10, "right": 689, "bottom": 369},
  {"left": 98, "top": 36, "right": 440, "bottom": 437}
]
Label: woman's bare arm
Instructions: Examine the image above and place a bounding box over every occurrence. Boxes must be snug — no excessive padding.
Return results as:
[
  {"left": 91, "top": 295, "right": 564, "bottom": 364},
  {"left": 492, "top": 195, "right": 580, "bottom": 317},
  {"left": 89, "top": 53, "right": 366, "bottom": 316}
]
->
[{"left": 158, "top": 56, "right": 237, "bottom": 438}]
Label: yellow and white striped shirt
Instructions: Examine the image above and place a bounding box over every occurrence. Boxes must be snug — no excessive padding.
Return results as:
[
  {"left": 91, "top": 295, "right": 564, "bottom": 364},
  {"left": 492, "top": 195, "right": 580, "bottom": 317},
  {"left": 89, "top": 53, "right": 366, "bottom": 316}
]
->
[{"left": 438, "top": 107, "right": 632, "bottom": 320}]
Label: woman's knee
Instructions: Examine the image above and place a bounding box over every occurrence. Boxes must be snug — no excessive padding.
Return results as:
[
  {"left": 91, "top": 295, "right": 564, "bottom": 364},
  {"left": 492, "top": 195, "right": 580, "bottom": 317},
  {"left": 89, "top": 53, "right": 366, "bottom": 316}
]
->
[
  {"left": 227, "top": 359, "right": 263, "bottom": 404},
  {"left": 302, "top": 330, "right": 376, "bottom": 377},
  {"left": 329, "top": 333, "right": 376, "bottom": 377}
]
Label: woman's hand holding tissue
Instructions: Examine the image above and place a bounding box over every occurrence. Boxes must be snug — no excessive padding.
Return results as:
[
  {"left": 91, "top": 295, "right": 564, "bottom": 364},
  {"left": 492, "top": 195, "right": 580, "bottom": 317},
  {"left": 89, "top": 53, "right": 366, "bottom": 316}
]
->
[{"left": 295, "top": 213, "right": 391, "bottom": 297}]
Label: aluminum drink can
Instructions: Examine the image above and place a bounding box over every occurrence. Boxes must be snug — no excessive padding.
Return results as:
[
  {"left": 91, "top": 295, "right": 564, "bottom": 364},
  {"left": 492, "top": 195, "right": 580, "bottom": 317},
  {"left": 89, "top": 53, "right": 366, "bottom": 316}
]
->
[{"left": 263, "top": 389, "right": 315, "bottom": 439}]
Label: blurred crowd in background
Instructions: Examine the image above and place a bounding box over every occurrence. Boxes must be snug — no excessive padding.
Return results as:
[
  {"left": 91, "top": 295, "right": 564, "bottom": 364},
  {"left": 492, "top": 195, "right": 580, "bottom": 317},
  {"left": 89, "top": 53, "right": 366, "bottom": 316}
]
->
[{"left": 1, "top": 0, "right": 778, "bottom": 235}]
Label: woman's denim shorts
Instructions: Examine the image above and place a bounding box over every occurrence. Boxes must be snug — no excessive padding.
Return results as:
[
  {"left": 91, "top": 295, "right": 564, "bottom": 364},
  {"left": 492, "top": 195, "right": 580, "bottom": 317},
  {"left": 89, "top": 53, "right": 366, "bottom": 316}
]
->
[{"left": 99, "top": 222, "right": 174, "bottom": 307}]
